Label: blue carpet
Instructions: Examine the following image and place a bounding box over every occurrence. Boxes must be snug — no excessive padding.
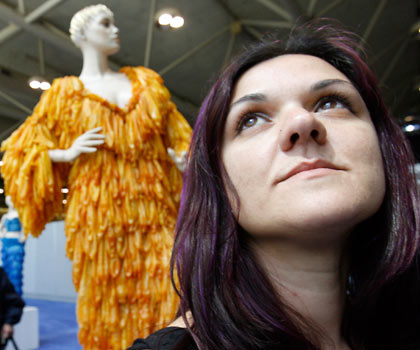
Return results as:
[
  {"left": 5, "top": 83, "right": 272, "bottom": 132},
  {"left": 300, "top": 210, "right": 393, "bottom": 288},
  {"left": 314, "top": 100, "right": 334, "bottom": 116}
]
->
[{"left": 25, "top": 298, "right": 81, "bottom": 350}]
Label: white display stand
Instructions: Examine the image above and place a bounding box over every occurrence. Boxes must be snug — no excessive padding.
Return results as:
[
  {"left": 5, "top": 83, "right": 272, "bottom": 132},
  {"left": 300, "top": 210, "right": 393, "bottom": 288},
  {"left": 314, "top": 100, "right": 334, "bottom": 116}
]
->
[
  {"left": 6, "top": 306, "right": 39, "bottom": 350},
  {"left": 23, "top": 220, "right": 76, "bottom": 301}
]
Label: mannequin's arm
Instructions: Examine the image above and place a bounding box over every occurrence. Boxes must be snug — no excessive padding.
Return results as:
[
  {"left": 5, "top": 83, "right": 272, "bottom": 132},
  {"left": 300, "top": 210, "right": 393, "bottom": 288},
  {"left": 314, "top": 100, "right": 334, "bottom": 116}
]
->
[
  {"left": 167, "top": 148, "right": 187, "bottom": 172},
  {"left": 48, "top": 127, "right": 105, "bottom": 163}
]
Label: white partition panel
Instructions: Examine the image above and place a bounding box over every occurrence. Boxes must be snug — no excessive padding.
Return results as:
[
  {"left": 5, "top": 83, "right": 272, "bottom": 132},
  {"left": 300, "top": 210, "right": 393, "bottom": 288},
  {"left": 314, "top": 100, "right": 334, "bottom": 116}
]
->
[{"left": 23, "top": 220, "right": 77, "bottom": 301}]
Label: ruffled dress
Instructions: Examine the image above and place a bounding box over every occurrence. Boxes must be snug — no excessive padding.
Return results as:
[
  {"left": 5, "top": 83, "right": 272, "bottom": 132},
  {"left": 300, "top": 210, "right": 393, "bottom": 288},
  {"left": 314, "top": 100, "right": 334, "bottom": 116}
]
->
[{"left": 1, "top": 66, "right": 191, "bottom": 349}]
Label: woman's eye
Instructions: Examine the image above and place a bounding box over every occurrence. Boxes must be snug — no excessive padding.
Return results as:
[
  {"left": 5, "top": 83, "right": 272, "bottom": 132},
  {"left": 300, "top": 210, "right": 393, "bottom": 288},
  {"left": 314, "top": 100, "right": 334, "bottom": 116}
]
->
[
  {"left": 316, "top": 96, "right": 351, "bottom": 112},
  {"left": 237, "top": 113, "right": 268, "bottom": 132},
  {"left": 102, "top": 20, "right": 110, "bottom": 27}
]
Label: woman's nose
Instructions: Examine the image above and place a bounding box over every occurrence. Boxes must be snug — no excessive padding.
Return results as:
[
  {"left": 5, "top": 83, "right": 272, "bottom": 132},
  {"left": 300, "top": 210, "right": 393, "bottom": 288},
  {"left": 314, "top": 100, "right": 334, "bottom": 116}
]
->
[{"left": 279, "top": 109, "right": 327, "bottom": 152}]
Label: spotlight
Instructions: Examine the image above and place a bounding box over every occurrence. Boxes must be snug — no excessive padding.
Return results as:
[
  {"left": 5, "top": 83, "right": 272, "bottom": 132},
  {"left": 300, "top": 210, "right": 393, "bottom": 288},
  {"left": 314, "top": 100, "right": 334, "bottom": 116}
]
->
[
  {"left": 28, "top": 76, "right": 50, "bottom": 90},
  {"left": 155, "top": 8, "right": 184, "bottom": 29},
  {"left": 403, "top": 124, "right": 418, "bottom": 133},
  {"left": 158, "top": 13, "right": 172, "bottom": 26},
  {"left": 170, "top": 16, "right": 184, "bottom": 29},
  {"left": 0, "top": 189, "right": 4, "bottom": 195},
  {"left": 40, "top": 81, "right": 51, "bottom": 90},
  {"left": 402, "top": 115, "right": 420, "bottom": 134}
]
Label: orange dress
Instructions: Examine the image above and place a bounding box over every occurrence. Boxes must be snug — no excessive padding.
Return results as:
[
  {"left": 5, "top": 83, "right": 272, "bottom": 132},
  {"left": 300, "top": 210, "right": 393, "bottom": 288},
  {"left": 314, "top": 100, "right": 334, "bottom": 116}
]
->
[{"left": 1, "top": 66, "right": 191, "bottom": 349}]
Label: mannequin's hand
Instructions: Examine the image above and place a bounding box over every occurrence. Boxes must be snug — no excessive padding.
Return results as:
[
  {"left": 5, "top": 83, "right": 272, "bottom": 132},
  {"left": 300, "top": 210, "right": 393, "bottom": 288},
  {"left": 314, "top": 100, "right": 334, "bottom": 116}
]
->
[
  {"left": 167, "top": 148, "right": 187, "bottom": 172},
  {"left": 48, "top": 127, "right": 105, "bottom": 163}
]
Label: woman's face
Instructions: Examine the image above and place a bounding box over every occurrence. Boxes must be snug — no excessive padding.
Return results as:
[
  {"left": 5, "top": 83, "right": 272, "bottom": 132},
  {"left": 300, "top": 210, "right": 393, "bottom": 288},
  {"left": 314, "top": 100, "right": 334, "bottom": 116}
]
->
[
  {"left": 83, "top": 11, "right": 120, "bottom": 55},
  {"left": 222, "top": 54, "right": 385, "bottom": 243}
]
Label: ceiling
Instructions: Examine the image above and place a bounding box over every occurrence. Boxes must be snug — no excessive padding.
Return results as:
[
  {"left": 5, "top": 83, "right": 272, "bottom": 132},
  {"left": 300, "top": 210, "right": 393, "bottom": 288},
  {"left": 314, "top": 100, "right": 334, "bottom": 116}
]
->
[{"left": 0, "top": 0, "right": 418, "bottom": 160}]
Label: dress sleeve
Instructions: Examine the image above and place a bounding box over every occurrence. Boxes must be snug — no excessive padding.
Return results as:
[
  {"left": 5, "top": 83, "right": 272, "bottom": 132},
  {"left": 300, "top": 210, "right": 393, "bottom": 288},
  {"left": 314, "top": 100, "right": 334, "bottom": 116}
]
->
[
  {"left": 125, "top": 66, "right": 192, "bottom": 155},
  {"left": 0, "top": 77, "right": 79, "bottom": 237},
  {"left": 164, "top": 102, "right": 192, "bottom": 155},
  {"left": 0, "top": 268, "right": 25, "bottom": 325}
]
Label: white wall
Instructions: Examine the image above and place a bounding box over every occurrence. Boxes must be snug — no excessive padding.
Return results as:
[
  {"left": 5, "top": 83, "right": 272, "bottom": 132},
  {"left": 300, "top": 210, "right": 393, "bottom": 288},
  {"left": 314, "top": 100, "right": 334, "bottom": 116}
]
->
[{"left": 23, "top": 221, "right": 77, "bottom": 302}]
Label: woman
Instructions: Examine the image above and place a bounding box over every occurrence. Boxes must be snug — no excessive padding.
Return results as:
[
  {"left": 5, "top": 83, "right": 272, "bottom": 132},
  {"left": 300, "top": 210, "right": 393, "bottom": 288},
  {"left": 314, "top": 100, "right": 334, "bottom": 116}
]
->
[
  {"left": 1, "top": 4, "right": 191, "bottom": 350},
  {"left": 129, "top": 20, "right": 420, "bottom": 350}
]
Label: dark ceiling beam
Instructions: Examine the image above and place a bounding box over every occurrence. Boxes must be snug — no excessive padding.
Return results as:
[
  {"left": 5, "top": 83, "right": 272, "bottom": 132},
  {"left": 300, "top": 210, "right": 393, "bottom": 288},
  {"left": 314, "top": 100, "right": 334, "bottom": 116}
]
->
[
  {"left": 0, "top": 2, "right": 79, "bottom": 57},
  {"left": 316, "top": 0, "right": 343, "bottom": 17},
  {"left": 0, "top": 89, "right": 32, "bottom": 115},
  {"left": 279, "top": 0, "right": 307, "bottom": 22},
  {"left": 361, "top": 0, "right": 387, "bottom": 43},
  {"left": 240, "top": 19, "right": 292, "bottom": 29},
  {"left": 307, "top": 0, "right": 318, "bottom": 17},
  {"left": 379, "top": 39, "right": 410, "bottom": 85},
  {"left": 143, "top": 0, "right": 156, "bottom": 67},
  {"left": 158, "top": 25, "right": 230, "bottom": 76},
  {"left": 255, "top": 0, "right": 293, "bottom": 22},
  {"left": 215, "top": 0, "right": 260, "bottom": 40}
]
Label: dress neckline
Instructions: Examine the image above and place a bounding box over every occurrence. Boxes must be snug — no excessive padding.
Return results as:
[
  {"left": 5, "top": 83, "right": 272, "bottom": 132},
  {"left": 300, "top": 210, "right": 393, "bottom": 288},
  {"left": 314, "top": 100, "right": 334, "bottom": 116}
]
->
[{"left": 76, "top": 67, "right": 137, "bottom": 113}]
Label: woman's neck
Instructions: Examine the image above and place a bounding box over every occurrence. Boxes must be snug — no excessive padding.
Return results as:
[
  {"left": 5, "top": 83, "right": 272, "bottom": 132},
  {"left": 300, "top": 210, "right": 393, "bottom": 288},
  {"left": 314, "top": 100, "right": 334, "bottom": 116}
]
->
[
  {"left": 79, "top": 46, "right": 112, "bottom": 80},
  {"left": 253, "top": 237, "right": 350, "bottom": 350}
]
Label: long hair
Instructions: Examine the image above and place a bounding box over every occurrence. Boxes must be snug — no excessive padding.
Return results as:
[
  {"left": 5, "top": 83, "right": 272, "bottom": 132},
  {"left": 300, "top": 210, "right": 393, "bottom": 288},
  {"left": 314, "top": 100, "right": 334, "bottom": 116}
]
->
[{"left": 171, "top": 20, "right": 420, "bottom": 350}]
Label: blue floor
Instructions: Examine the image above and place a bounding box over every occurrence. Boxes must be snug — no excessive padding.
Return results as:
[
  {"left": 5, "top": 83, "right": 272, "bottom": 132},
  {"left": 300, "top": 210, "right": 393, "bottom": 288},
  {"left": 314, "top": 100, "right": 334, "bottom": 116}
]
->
[{"left": 25, "top": 298, "right": 81, "bottom": 350}]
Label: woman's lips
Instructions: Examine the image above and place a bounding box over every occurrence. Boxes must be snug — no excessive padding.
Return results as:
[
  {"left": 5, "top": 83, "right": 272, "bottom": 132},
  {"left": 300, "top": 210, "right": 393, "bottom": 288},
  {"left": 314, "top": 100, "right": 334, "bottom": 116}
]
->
[{"left": 279, "top": 160, "right": 343, "bottom": 182}]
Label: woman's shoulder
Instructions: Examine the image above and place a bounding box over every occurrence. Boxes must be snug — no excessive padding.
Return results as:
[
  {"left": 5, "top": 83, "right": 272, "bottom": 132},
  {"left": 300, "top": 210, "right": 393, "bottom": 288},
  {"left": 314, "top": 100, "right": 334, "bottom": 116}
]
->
[{"left": 127, "top": 326, "right": 196, "bottom": 350}]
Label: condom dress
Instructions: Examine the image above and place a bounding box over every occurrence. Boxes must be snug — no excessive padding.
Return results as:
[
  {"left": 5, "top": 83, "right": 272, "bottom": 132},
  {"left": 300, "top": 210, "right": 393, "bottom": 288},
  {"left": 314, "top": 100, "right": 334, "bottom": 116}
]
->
[{"left": 1, "top": 66, "right": 192, "bottom": 350}]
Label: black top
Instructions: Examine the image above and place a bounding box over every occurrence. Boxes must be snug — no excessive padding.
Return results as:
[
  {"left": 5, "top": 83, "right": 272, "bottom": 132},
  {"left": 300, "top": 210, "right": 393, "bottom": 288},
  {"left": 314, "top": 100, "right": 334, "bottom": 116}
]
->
[
  {"left": 128, "top": 327, "right": 197, "bottom": 350},
  {"left": 0, "top": 267, "right": 25, "bottom": 326}
]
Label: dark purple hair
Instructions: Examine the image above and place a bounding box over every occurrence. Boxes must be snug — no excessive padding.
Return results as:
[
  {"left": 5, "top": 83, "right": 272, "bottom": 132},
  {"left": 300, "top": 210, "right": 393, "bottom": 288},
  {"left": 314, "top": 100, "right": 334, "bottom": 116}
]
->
[{"left": 171, "top": 20, "right": 420, "bottom": 350}]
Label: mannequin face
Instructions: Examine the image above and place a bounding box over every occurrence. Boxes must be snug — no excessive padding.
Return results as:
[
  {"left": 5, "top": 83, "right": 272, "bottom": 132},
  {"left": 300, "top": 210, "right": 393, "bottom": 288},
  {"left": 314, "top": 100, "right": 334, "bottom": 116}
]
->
[
  {"left": 222, "top": 54, "right": 385, "bottom": 243},
  {"left": 82, "top": 11, "right": 120, "bottom": 55}
]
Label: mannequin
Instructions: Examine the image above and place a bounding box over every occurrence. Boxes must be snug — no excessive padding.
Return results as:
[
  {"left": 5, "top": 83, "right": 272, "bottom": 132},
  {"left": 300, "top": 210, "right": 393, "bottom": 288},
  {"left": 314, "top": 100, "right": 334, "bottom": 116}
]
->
[
  {"left": 1, "top": 4, "right": 191, "bottom": 350},
  {"left": 0, "top": 196, "right": 25, "bottom": 296}
]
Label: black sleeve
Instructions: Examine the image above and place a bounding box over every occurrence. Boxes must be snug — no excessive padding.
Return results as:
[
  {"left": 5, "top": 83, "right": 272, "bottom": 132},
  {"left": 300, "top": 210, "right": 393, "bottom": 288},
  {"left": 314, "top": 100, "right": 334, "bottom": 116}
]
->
[
  {"left": 127, "top": 327, "right": 196, "bottom": 350},
  {"left": 0, "top": 267, "right": 25, "bottom": 325}
]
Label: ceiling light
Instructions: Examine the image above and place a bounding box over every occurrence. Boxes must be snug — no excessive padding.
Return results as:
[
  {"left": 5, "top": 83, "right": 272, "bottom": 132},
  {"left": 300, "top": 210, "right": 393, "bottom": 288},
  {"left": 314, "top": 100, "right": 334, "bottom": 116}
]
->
[
  {"left": 28, "top": 76, "right": 50, "bottom": 90},
  {"left": 170, "top": 16, "right": 184, "bottom": 28},
  {"left": 40, "top": 81, "right": 51, "bottom": 90},
  {"left": 158, "top": 13, "right": 172, "bottom": 26},
  {"left": 0, "top": 189, "right": 3, "bottom": 195},
  {"left": 156, "top": 8, "right": 184, "bottom": 29},
  {"left": 403, "top": 123, "right": 420, "bottom": 133},
  {"left": 29, "top": 78, "right": 41, "bottom": 89}
]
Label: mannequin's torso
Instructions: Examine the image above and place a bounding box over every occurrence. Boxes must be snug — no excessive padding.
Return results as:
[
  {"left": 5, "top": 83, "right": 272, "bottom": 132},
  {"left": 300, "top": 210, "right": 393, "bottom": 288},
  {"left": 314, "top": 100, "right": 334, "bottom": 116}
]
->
[{"left": 79, "top": 70, "right": 133, "bottom": 109}]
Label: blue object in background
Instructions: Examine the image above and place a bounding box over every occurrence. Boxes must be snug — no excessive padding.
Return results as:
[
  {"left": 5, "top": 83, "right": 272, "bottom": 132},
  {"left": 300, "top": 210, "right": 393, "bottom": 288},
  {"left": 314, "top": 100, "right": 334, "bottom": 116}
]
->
[
  {"left": 4, "top": 217, "right": 22, "bottom": 232},
  {"left": 2, "top": 237, "right": 25, "bottom": 295}
]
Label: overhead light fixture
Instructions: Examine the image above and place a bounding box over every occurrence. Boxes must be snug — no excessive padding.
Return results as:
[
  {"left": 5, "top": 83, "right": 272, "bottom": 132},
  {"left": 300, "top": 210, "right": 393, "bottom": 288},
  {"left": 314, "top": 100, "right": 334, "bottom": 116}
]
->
[
  {"left": 28, "top": 76, "right": 50, "bottom": 90},
  {"left": 158, "top": 13, "right": 172, "bottom": 26},
  {"left": 156, "top": 8, "right": 184, "bottom": 29},
  {"left": 0, "top": 189, "right": 4, "bottom": 194},
  {"left": 28, "top": 39, "right": 51, "bottom": 90},
  {"left": 402, "top": 115, "right": 420, "bottom": 134},
  {"left": 170, "top": 16, "right": 184, "bottom": 29}
]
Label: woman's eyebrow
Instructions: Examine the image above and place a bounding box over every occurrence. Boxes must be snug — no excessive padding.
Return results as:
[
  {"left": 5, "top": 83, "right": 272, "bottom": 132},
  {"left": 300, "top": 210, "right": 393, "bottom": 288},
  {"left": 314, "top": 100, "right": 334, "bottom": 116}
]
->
[
  {"left": 310, "top": 79, "right": 351, "bottom": 91},
  {"left": 229, "top": 93, "right": 267, "bottom": 109}
]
